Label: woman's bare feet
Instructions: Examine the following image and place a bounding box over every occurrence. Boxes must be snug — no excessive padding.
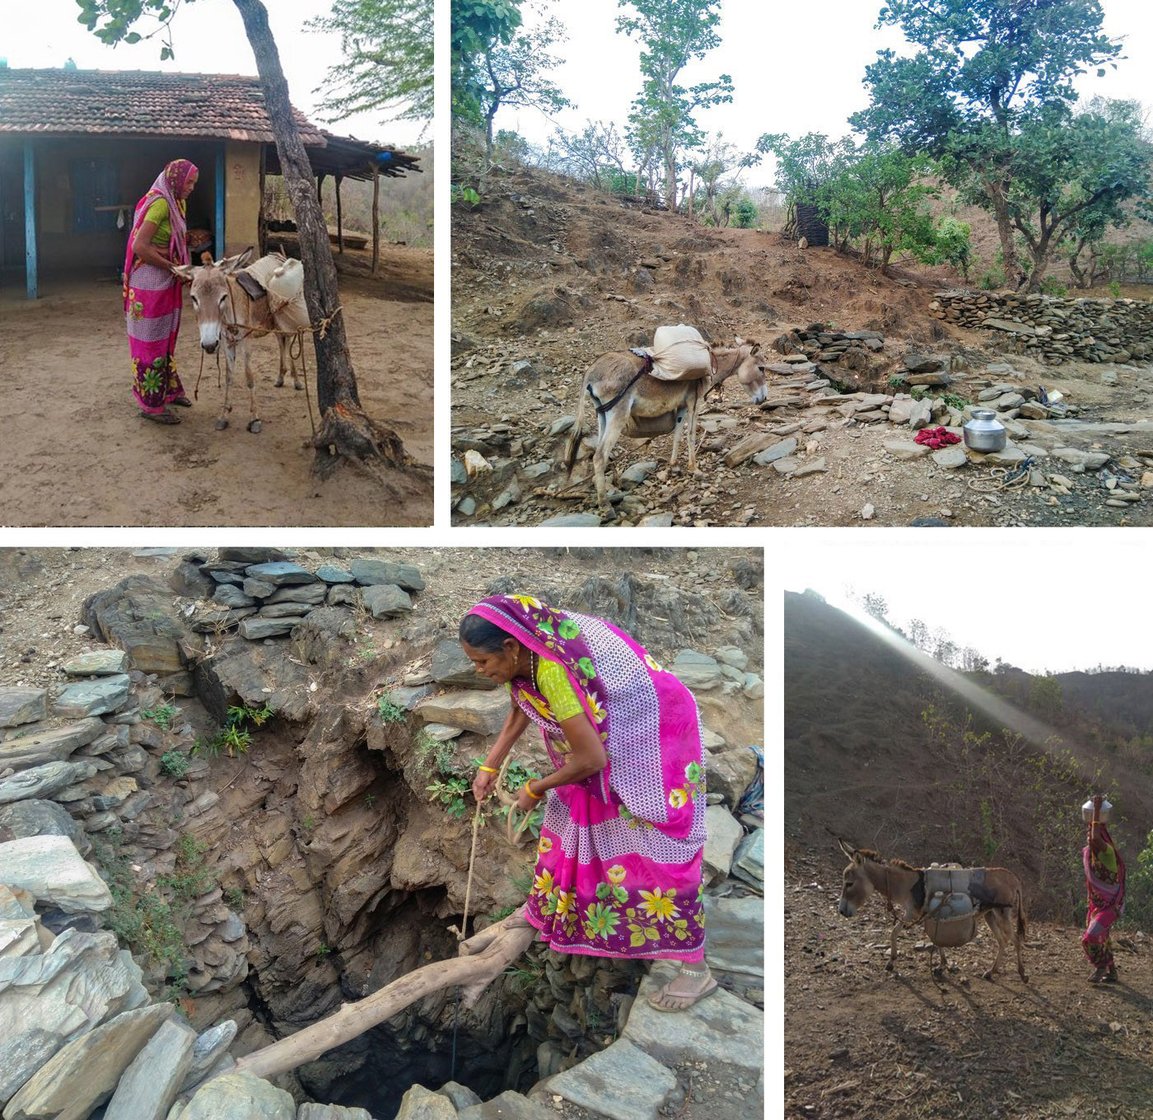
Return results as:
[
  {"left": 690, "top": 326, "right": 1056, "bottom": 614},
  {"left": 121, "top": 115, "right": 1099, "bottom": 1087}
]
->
[
  {"left": 458, "top": 905, "right": 531, "bottom": 956},
  {"left": 647, "top": 965, "right": 718, "bottom": 1012}
]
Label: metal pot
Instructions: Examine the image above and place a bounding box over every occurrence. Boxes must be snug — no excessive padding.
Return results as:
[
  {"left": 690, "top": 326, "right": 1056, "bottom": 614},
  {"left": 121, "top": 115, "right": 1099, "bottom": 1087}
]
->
[
  {"left": 1082, "top": 797, "right": 1113, "bottom": 823},
  {"left": 963, "top": 409, "right": 1007, "bottom": 453}
]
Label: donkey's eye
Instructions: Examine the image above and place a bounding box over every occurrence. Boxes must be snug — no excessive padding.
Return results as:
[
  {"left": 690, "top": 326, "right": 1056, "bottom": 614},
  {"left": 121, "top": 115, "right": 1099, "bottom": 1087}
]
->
[{"left": 190, "top": 295, "right": 198, "bottom": 306}]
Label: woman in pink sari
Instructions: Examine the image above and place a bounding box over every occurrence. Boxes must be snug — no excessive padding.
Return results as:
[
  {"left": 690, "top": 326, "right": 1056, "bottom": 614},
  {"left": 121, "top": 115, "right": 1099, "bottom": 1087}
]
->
[
  {"left": 1082, "top": 795, "right": 1125, "bottom": 983},
  {"left": 123, "top": 159, "right": 199, "bottom": 424},
  {"left": 459, "top": 594, "right": 715, "bottom": 1012}
]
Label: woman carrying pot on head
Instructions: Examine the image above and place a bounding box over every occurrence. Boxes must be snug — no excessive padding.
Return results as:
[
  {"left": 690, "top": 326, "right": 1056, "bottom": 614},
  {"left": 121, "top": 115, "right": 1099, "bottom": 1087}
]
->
[
  {"left": 123, "top": 158, "right": 199, "bottom": 425},
  {"left": 458, "top": 594, "right": 715, "bottom": 1012},
  {"left": 1082, "top": 794, "right": 1125, "bottom": 984}
]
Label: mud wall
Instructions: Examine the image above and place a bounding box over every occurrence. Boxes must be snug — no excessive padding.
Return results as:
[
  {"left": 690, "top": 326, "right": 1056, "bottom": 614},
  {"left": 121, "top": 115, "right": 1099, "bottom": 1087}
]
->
[{"left": 930, "top": 289, "right": 1153, "bottom": 364}]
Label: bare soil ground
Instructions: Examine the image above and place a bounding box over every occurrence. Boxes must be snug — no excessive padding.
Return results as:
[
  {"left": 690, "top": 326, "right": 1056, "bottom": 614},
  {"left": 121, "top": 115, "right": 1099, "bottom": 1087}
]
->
[
  {"left": 0, "top": 244, "right": 432, "bottom": 527},
  {"left": 785, "top": 849, "right": 1153, "bottom": 1120},
  {"left": 450, "top": 165, "right": 1153, "bottom": 527}
]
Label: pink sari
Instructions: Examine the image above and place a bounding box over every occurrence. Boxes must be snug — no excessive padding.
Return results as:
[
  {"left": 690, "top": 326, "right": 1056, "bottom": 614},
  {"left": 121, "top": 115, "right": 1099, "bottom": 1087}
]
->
[
  {"left": 468, "top": 595, "right": 707, "bottom": 961},
  {"left": 123, "top": 160, "right": 196, "bottom": 414},
  {"left": 1082, "top": 824, "right": 1125, "bottom": 970}
]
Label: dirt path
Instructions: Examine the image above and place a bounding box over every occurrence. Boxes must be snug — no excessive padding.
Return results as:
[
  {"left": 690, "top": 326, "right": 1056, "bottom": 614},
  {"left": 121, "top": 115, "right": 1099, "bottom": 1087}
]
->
[
  {"left": 786, "top": 861, "right": 1153, "bottom": 1120},
  {"left": 0, "top": 248, "right": 432, "bottom": 527}
]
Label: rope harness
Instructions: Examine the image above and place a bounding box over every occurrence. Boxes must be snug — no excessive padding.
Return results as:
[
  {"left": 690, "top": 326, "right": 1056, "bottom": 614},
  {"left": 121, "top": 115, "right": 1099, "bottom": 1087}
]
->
[{"left": 968, "top": 456, "right": 1035, "bottom": 493}]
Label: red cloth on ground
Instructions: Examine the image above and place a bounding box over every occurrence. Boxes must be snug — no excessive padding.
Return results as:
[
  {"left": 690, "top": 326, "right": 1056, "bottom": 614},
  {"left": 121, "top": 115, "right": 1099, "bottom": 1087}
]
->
[{"left": 914, "top": 426, "right": 961, "bottom": 450}]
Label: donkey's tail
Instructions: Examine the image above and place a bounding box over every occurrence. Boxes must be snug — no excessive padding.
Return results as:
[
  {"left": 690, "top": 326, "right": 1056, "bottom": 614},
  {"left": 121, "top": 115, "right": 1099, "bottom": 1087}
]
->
[{"left": 562, "top": 377, "right": 591, "bottom": 479}]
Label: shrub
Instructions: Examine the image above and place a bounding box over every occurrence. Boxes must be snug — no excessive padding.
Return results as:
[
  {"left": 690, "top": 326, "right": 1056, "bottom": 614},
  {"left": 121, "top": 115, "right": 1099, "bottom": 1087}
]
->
[
  {"left": 141, "top": 703, "right": 178, "bottom": 730},
  {"left": 159, "top": 750, "right": 191, "bottom": 779}
]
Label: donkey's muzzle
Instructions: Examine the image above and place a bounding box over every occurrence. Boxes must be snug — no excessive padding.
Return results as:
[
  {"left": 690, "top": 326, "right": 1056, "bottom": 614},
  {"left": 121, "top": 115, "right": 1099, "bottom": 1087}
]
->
[
  {"left": 202, "top": 340, "right": 218, "bottom": 354},
  {"left": 837, "top": 899, "right": 855, "bottom": 918}
]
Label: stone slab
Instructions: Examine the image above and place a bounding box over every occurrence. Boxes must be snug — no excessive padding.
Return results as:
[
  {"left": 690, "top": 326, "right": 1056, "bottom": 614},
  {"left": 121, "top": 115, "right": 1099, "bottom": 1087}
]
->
[
  {"left": 546, "top": 1038, "right": 675, "bottom": 1120},
  {"left": 0, "top": 835, "right": 112, "bottom": 913}
]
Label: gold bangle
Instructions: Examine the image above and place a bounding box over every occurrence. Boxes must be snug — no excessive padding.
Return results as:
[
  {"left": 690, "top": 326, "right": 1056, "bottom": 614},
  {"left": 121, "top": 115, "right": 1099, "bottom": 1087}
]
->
[
  {"left": 524, "top": 780, "right": 544, "bottom": 801},
  {"left": 477, "top": 765, "right": 499, "bottom": 775}
]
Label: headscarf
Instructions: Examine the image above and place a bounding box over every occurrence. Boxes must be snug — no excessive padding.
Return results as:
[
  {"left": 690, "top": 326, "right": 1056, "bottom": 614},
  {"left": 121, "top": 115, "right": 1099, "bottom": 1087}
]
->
[{"left": 123, "top": 158, "right": 198, "bottom": 287}]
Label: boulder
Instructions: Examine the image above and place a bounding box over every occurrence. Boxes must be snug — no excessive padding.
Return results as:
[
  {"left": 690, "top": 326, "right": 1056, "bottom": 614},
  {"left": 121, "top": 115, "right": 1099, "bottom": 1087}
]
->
[
  {"left": 702, "top": 806, "right": 743, "bottom": 882},
  {"left": 0, "top": 799, "right": 90, "bottom": 855},
  {"left": 266, "top": 582, "right": 328, "bottom": 607},
  {"left": 703, "top": 893, "right": 764, "bottom": 977},
  {"left": 670, "top": 650, "right": 725, "bottom": 691},
  {"left": 430, "top": 640, "right": 495, "bottom": 689},
  {"left": 192, "top": 641, "right": 314, "bottom": 725},
  {"left": 51, "top": 674, "right": 132, "bottom": 719},
  {"left": 731, "top": 828, "right": 764, "bottom": 889},
  {"left": 362, "top": 584, "right": 413, "bottom": 618},
  {"left": 458, "top": 1091, "right": 553, "bottom": 1120},
  {"left": 0, "top": 690, "right": 48, "bottom": 729},
  {"left": 83, "top": 575, "right": 202, "bottom": 675},
  {"left": 545, "top": 1038, "right": 676, "bottom": 1120},
  {"left": 0, "top": 835, "right": 112, "bottom": 913},
  {"left": 180, "top": 1071, "right": 296, "bottom": 1120},
  {"left": 416, "top": 690, "right": 512, "bottom": 736},
  {"left": 213, "top": 585, "right": 257, "bottom": 609},
  {"left": 315, "top": 564, "right": 356, "bottom": 584},
  {"left": 395, "top": 1085, "right": 458, "bottom": 1120},
  {"left": 348, "top": 558, "right": 426, "bottom": 592}
]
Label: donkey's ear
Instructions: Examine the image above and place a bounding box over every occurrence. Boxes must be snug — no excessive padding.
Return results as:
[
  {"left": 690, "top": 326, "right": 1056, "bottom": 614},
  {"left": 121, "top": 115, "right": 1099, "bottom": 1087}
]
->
[
  {"left": 837, "top": 837, "right": 856, "bottom": 859},
  {"left": 170, "top": 263, "right": 195, "bottom": 282}
]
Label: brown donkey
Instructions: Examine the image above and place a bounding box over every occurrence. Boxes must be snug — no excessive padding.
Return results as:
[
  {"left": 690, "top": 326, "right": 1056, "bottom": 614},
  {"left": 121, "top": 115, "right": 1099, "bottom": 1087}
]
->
[{"left": 836, "top": 839, "right": 1028, "bottom": 981}]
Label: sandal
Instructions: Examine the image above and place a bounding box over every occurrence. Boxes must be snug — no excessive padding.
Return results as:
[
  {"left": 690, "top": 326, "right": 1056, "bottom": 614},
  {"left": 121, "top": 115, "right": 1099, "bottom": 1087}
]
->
[
  {"left": 141, "top": 409, "right": 181, "bottom": 425},
  {"left": 647, "top": 966, "right": 718, "bottom": 1012},
  {"left": 170, "top": 396, "right": 193, "bottom": 407}
]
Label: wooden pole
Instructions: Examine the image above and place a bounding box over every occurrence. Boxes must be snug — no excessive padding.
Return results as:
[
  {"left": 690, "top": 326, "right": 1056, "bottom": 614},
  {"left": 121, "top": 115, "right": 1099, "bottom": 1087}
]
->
[
  {"left": 371, "top": 165, "right": 380, "bottom": 277},
  {"left": 231, "top": 917, "right": 536, "bottom": 1082},
  {"left": 335, "top": 174, "right": 344, "bottom": 254}
]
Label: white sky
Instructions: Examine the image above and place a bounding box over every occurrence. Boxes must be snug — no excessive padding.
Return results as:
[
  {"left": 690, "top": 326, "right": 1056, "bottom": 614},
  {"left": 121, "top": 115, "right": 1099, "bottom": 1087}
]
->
[
  {"left": 778, "top": 532, "right": 1153, "bottom": 675},
  {"left": 504, "top": 0, "right": 1153, "bottom": 191},
  {"left": 1, "top": 0, "right": 429, "bottom": 146}
]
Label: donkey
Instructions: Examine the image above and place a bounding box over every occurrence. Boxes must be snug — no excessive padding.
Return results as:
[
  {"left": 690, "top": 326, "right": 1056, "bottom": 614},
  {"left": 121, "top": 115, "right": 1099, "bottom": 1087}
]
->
[
  {"left": 563, "top": 340, "right": 768, "bottom": 513},
  {"left": 836, "top": 839, "right": 1028, "bottom": 982},
  {"left": 172, "top": 249, "right": 308, "bottom": 433}
]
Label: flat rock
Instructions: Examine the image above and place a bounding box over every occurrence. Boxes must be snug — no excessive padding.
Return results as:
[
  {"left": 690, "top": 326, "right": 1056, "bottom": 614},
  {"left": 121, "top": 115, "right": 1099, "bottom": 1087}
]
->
[
  {"left": 299, "top": 1104, "right": 375, "bottom": 1120},
  {"left": 0, "top": 690, "right": 48, "bottom": 729},
  {"left": 731, "top": 829, "right": 765, "bottom": 889},
  {"left": 395, "top": 1084, "right": 458, "bottom": 1120},
  {"left": 60, "top": 650, "right": 130, "bottom": 676},
  {"left": 103, "top": 1015, "right": 197, "bottom": 1120},
  {"left": 51, "top": 674, "right": 132, "bottom": 719},
  {"left": 670, "top": 650, "right": 724, "bottom": 691},
  {"left": 0, "top": 759, "right": 100, "bottom": 806},
  {"left": 242, "top": 561, "right": 316, "bottom": 586},
  {"left": 624, "top": 966, "right": 763, "bottom": 1075},
  {"left": 0, "top": 799, "right": 90, "bottom": 854},
  {"left": 458, "top": 1090, "right": 552, "bottom": 1120},
  {"left": 0, "top": 835, "right": 112, "bottom": 912},
  {"left": 0, "top": 718, "right": 104, "bottom": 770},
  {"left": 638, "top": 512, "right": 674, "bottom": 527},
  {"left": 0, "top": 916, "right": 41, "bottom": 959},
  {"left": 362, "top": 584, "right": 413, "bottom": 618},
  {"left": 723, "top": 431, "right": 781, "bottom": 468},
  {"left": 703, "top": 805, "right": 743, "bottom": 882},
  {"left": 751, "top": 437, "right": 797, "bottom": 467},
  {"left": 884, "top": 439, "right": 931, "bottom": 460},
  {"left": 237, "top": 617, "right": 304, "bottom": 640},
  {"left": 545, "top": 1038, "right": 676, "bottom": 1120},
  {"left": 417, "top": 690, "right": 512, "bottom": 736},
  {"left": 83, "top": 574, "right": 201, "bottom": 675},
  {"left": 932, "top": 446, "right": 969, "bottom": 469},
  {"left": 349, "top": 558, "right": 426, "bottom": 592},
  {"left": 703, "top": 893, "right": 765, "bottom": 977},
  {"left": 431, "top": 640, "right": 495, "bottom": 690},
  {"left": 217, "top": 548, "right": 291, "bottom": 566},
  {"left": 538, "top": 513, "right": 602, "bottom": 527},
  {"left": 179, "top": 1020, "right": 239, "bottom": 1094},
  {"left": 791, "top": 458, "right": 827, "bottom": 477},
  {"left": 1052, "top": 447, "right": 1110, "bottom": 470},
  {"left": 213, "top": 585, "right": 257, "bottom": 609},
  {"left": 315, "top": 564, "right": 356, "bottom": 584},
  {"left": 5, "top": 1002, "right": 172, "bottom": 1120}
]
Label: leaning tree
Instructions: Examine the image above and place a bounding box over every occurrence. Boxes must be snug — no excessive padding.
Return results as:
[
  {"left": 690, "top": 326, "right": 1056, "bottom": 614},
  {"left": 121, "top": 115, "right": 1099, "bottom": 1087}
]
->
[{"left": 77, "top": 0, "right": 427, "bottom": 486}]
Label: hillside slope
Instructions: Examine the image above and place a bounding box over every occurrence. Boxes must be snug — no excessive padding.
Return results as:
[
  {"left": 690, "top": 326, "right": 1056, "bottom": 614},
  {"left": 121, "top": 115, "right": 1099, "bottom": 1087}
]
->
[
  {"left": 784, "top": 590, "right": 1153, "bottom": 1120},
  {"left": 451, "top": 165, "right": 1153, "bottom": 528}
]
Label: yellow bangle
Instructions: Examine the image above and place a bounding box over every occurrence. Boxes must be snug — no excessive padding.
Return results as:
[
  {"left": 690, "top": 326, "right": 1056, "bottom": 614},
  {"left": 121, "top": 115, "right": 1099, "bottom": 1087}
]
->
[
  {"left": 478, "top": 765, "right": 499, "bottom": 775},
  {"left": 524, "top": 780, "right": 544, "bottom": 801}
]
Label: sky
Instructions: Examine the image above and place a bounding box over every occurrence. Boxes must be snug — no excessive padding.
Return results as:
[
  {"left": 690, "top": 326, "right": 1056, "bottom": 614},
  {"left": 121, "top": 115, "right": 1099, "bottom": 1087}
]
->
[
  {"left": 1, "top": 0, "right": 429, "bottom": 146},
  {"left": 505, "top": 0, "right": 1153, "bottom": 191},
  {"left": 778, "top": 532, "right": 1153, "bottom": 675}
]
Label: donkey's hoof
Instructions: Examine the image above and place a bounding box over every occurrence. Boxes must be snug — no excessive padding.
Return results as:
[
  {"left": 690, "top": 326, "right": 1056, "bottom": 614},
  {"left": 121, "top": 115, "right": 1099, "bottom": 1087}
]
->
[
  {"left": 215, "top": 418, "right": 229, "bottom": 431},
  {"left": 248, "top": 419, "right": 262, "bottom": 434},
  {"left": 274, "top": 378, "right": 285, "bottom": 388},
  {"left": 293, "top": 382, "right": 304, "bottom": 391}
]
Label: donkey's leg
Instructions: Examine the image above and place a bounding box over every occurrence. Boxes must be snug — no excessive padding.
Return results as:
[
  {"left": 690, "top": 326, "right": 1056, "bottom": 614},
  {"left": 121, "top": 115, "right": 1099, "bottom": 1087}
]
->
[
  {"left": 886, "top": 920, "right": 900, "bottom": 972},
  {"left": 274, "top": 334, "right": 286, "bottom": 388},
  {"left": 983, "top": 911, "right": 1007, "bottom": 980},
  {"left": 244, "top": 344, "right": 261, "bottom": 433},
  {"left": 684, "top": 384, "right": 701, "bottom": 473},
  {"left": 593, "top": 408, "right": 625, "bottom": 515},
  {"left": 216, "top": 344, "right": 236, "bottom": 430},
  {"left": 1015, "top": 897, "right": 1029, "bottom": 982},
  {"left": 291, "top": 332, "right": 304, "bottom": 390}
]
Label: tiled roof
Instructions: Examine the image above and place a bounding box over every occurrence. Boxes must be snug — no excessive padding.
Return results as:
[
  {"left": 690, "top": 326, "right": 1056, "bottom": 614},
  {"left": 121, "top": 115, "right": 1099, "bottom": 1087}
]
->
[{"left": 0, "top": 68, "right": 325, "bottom": 145}]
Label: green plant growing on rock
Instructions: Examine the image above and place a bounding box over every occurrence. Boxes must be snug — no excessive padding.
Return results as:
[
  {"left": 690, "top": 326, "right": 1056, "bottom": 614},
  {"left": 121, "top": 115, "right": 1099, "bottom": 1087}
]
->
[
  {"left": 159, "top": 750, "right": 191, "bottom": 779},
  {"left": 427, "top": 775, "right": 471, "bottom": 818},
  {"left": 377, "top": 696, "right": 407, "bottom": 724},
  {"left": 416, "top": 731, "right": 458, "bottom": 776},
  {"left": 141, "top": 703, "right": 178, "bottom": 730},
  {"left": 941, "top": 392, "right": 969, "bottom": 411},
  {"left": 194, "top": 702, "right": 273, "bottom": 759}
]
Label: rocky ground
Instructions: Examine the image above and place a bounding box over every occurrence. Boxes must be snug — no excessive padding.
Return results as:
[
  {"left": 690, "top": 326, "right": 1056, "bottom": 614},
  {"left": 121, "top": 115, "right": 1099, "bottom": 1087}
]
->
[
  {"left": 785, "top": 848, "right": 1153, "bottom": 1120},
  {"left": 0, "top": 546, "right": 764, "bottom": 1120},
  {"left": 450, "top": 165, "right": 1153, "bottom": 528}
]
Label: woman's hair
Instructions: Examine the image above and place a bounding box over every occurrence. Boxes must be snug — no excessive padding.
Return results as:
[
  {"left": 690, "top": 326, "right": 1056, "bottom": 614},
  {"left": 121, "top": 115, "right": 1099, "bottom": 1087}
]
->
[{"left": 459, "top": 612, "right": 513, "bottom": 653}]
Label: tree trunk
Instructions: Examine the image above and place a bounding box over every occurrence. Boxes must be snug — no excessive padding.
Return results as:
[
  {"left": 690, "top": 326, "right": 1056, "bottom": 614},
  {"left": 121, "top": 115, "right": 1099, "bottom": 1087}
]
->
[
  {"left": 231, "top": 0, "right": 416, "bottom": 479},
  {"left": 371, "top": 167, "right": 380, "bottom": 277},
  {"left": 984, "top": 179, "right": 1022, "bottom": 289},
  {"left": 231, "top": 918, "right": 537, "bottom": 1082}
]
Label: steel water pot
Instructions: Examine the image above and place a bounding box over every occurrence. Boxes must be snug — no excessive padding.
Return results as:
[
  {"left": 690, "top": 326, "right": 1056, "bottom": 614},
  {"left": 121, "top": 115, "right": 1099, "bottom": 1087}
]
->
[
  {"left": 963, "top": 409, "right": 1007, "bottom": 453},
  {"left": 1082, "top": 797, "right": 1113, "bottom": 823}
]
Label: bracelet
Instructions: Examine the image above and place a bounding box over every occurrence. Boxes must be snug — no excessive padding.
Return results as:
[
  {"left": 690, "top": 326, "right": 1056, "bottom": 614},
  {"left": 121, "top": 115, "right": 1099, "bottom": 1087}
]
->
[
  {"left": 477, "top": 764, "right": 499, "bottom": 775},
  {"left": 524, "top": 780, "right": 544, "bottom": 801}
]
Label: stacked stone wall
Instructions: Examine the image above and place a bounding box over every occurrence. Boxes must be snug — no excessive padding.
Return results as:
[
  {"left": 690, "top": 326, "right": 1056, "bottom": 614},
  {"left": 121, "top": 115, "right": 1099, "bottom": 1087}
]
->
[{"left": 929, "top": 289, "right": 1153, "bottom": 364}]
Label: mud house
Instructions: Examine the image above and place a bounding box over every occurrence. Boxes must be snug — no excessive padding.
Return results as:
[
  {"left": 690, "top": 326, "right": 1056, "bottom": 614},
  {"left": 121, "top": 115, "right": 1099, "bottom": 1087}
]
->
[{"left": 0, "top": 66, "right": 420, "bottom": 298}]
